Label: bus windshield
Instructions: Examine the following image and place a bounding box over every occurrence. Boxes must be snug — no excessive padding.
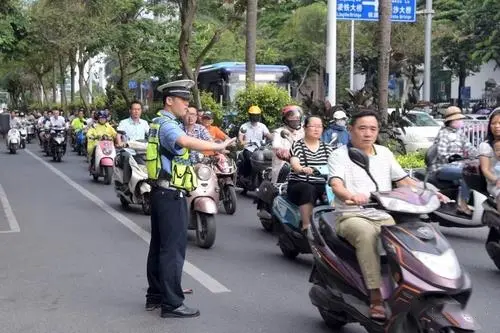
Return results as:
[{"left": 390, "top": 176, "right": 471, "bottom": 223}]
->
[{"left": 197, "top": 62, "right": 291, "bottom": 104}]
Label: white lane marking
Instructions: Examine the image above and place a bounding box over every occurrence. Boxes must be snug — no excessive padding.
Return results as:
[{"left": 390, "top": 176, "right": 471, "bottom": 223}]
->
[
  {"left": 25, "top": 149, "right": 231, "bottom": 293},
  {"left": 0, "top": 184, "right": 20, "bottom": 233}
]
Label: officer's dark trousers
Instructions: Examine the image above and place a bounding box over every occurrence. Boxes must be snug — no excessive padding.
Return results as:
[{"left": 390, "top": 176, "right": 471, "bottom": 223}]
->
[{"left": 146, "top": 186, "right": 188, "bottom": 310}]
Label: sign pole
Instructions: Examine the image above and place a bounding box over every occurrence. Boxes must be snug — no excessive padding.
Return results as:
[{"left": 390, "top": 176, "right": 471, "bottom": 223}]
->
[
  {"left": 326, "top": 0, "right": 337, "bottom": 105},
  {"left": 350, "top": 20, "right": 355, "bottom": 90}
]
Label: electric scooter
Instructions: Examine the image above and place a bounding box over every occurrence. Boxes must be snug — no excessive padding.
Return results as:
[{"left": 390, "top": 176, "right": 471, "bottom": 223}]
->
[{"left": 308, "top": 147, "right": 479, "bottom": 333}]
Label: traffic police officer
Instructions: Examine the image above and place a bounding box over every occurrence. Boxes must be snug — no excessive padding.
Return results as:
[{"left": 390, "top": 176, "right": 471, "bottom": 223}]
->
[{"left": 145, "top": 79, "right": 235, "bottom": 318}]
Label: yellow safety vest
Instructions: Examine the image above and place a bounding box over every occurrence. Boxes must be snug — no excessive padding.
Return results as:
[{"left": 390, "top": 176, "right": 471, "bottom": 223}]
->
[{"left": 145, "top": 116, "right": 198, "bottom": 192}]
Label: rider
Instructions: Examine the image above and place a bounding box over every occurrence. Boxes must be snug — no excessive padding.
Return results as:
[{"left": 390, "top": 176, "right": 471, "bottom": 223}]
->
[
  {"left": 86, "top": 110, "right": 120, "bottom": 170},
  {"left": 431, "top": 106, "right": 478, "bottom": 215},
  {"left": 9, "top": 110, "right": 20, "bottom": 128},
  {"left": 271, "top": 105, "right": 304, "bottom": 183},
  {"left": 117, "top": 101, "right": 150, "bottom": 186},
  {"left": 200, "top": 110, "right": 229, "bottom": 157},
  {"left": 71, "top": 110, "right": 86, "bottom": 132},
  {"left": 201, "top": 111, "right": 228, "bottom": 141},
  {"left": 238, "top": 106, "right": 273, "bottom": 177},
  {"left": 117, "top": 100, "right": 149, "bottom": 142},
  {"left": 50, "top": 109, "right": 66, "bottom": 128},
  {"left": 321, "top": 110, "right": 350, "bottom": 145},
  {"left": 182, "top": 106, "right": 212, "bottom": 163},
  {"left": 328, "top": 110, "right": 446, "bottom": 320}
]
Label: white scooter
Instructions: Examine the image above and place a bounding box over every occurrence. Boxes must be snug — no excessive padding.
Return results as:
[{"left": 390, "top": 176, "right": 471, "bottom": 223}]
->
[
  {"left": 113, "top": 140, "right": 151, "bottom": 215},
  {"left": 89, "top": 135, "right": 116, "bottom": 185},
  {"left": 6, "top": 127, "right": 20, "bottom": 154},
  {"left": 19, "top": 125, "right": 27, "bottom": 149},
  {"left": 412, "top": 145, "right": 486, "bottom": 228}
]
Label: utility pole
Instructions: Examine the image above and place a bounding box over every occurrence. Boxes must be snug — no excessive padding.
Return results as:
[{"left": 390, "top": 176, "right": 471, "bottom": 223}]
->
[
  {"left": 377, "top": 0, "right": 392, "bottom": 124},
  {"left": 246, "top": 0, "right": 258, "bottom": 88},
  {"left": 423, "top": 0, "right": 434, "bottom": 105},
  {"left": 326, "top": 0, "right": 337, "bottom": 105}
]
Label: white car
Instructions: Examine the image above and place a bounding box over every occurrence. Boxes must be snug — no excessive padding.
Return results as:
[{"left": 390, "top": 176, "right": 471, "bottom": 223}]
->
[{"left": 388, "top": 109, "right": 441, "bottom": 153}]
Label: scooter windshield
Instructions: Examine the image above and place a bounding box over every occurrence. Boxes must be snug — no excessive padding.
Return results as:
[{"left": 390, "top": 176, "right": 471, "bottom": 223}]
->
[{"left": 372, "top": 187, "right": 440, "bottom": 214}]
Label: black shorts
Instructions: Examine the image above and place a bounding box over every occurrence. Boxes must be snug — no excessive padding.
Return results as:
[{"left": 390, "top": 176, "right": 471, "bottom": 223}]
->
[{"left": 287, "top": 181, "right": 325, "bottom": 206}]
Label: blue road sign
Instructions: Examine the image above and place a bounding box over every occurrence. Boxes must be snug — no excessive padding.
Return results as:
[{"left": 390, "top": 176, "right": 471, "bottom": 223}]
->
[
  {"left": 128, "top": 80, "right": 137, "bottom": 89},
  {"left": 337, "top": 0, "right": 416, "bottom": 23}
]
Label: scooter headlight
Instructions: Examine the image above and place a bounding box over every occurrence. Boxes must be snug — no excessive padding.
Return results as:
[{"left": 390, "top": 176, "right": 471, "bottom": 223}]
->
[
  {"left": 197, "top": 165, "right": 212, "bottom": 181},
  {"left": 412, "top": 248, "right": 462, "bottom": 280},
  {"left": 102, "top": 147, "right": 113, "bottom": 156}
]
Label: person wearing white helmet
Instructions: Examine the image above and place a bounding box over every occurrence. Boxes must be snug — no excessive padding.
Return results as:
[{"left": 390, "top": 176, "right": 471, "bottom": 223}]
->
[{"left": 322, "top": 109, "right": 350, "bottom": 145}]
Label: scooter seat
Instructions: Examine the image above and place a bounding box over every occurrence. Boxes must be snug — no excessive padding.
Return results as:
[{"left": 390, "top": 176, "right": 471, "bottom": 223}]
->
[
  {"left": 426, "top": 173, "right": 456, "bottom": 190},
  {"left": 319, "top": 212, "right": 387, "bottom": 264}
]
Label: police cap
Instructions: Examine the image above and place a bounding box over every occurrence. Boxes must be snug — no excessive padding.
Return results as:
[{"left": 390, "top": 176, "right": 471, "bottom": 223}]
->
[{"left": 157, "top": 79, "right": 194, "bottom": 101}]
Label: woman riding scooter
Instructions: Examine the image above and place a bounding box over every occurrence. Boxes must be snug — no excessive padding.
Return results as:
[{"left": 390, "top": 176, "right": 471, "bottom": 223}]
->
[
  {"left": 288, "top": 116, "right": 333, "bottom": 233},
  {"left": 86, "top": 110, "right": 120, "bottom": 170},
  {"left": 431, "top": 106, "right": 478, "bottom": 215}
]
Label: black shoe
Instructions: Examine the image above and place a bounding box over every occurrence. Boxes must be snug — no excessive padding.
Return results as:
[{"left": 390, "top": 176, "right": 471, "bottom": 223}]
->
[
  {"left": 145, "top": 300, "right": 161, "bottom": 311},
  {"left": 161, "top": 304, "right": 200, "bottom": 318}
]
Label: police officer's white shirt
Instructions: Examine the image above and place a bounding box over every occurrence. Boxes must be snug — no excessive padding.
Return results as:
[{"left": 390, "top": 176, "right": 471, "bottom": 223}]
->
[
  {"left": 271, "top": 126, "right": 304, "bottom": 183},
  {"left": 50, "top": 116, "right": 66, "bottom": 128},
  {"left": 117, "top": 117, "right": 149, "bottom": 141},
  {"left": 328, "top": 144, "right": 408, "bottom": 206},
  {"left": 240, "top": 121, "right": 270, "bottom": 152}
]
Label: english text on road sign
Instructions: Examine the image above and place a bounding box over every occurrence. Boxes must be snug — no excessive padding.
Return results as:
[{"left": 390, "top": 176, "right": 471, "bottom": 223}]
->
[{"left": 337, "top": 0, "right": 416, "bottom": 23}]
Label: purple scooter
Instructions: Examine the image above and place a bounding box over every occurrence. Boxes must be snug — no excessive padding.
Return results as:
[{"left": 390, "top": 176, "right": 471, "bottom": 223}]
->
[{"left": 307, "top": 147, "right": 479, "bottom": 333}]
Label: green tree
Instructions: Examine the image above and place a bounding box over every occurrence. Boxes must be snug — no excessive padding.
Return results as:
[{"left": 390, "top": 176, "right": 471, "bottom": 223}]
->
[{"left": 434, "top": 0, "right": 481, "bottom": 106}]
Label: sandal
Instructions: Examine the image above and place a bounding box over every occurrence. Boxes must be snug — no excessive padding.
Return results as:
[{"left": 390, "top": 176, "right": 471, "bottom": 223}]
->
[{"left": 369, "top": 303, "right": 386, "bottom": 321}]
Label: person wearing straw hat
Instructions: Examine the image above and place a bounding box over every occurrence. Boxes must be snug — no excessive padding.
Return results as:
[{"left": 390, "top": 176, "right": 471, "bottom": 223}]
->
[{"left": 431, "top": 106, "right": 478, "bottom": 215}]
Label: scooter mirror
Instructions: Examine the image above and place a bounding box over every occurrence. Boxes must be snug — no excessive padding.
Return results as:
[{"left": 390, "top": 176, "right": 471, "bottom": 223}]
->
[
  {"left": 280, "top": 130, "right": 291, "bottom": 139},
  {"left": 348, "top": 147, "right": 369, "bottom": 171},
  {"left": 328, "top": 132, "right": 338, "bottom": 145},
  {"left": 348, "top": 147, "right": 379, "bottom": 191}
]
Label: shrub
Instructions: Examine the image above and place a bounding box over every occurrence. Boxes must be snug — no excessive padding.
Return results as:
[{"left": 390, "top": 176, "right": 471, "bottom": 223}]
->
[
  {"left": 234, "top": 84, "right": 294, "bottom": 129},
  {"left": 396, "top": 151, "right": 426, "bottom": 169}
]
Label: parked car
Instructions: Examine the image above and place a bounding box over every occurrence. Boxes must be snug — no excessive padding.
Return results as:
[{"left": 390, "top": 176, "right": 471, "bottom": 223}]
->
[{"left": 388, "top": 109, "right": 441, "bottom": 153}]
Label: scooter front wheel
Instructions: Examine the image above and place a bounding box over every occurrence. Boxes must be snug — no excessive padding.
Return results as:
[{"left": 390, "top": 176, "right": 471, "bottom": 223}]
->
[
  {"left": 141, "top": 193, "right": 151, "bottom": 215},
  {"left": 318, "top": 309, "right": 347, "bottom": 330},
  {"left": 119, "top": 195, "right": 129, "bottom": 209},
  {"left": 223, "top": 185, "right": 237, "bottom": 215},
  {"left": 195, "top": 212, "right": 216, "bottom": 249},
  {"left": 278, "top": 234, "right": 299, "bottom": 259},
  {"left": 103, "top": 166, "right": 113, "bottom": 185}
]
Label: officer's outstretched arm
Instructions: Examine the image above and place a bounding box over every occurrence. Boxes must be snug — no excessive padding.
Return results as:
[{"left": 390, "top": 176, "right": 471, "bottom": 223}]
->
[{"left": 177, "top": 134, "right": 235, "bottom": 152}]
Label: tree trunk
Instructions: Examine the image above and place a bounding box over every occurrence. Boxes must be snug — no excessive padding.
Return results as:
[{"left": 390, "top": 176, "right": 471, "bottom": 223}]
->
[
  {"left": 117, "top": 53, "right": 131, "bottom": 106},
  {"left": 69, "top": 52, "right": 76, "bottom": 103},
  {"left": 377, "top": 0, "right": 392, "bottom": 124},
  {"left": 59, "top": 55, "right": 67, "bottom": 107},
  {"left": 78, "top": 56, "right": 88, "bottom": 110},
  {"left": 52, "top": 63, "right": 57, "bottom": 104},
  {"left": 458, "top": 66, "right": 466, "bottom": 108},
  {"left": 246, "top": 0, "right": 258, "bottom": 88}
]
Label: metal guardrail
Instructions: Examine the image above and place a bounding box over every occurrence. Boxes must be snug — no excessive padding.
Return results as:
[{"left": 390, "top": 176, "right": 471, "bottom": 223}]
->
[
  {"left": 463, "top": 120, "right": 488, "bottom": 147},
  {"left": 433, "top": 119, "right": 488, "bottom": 147}
]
